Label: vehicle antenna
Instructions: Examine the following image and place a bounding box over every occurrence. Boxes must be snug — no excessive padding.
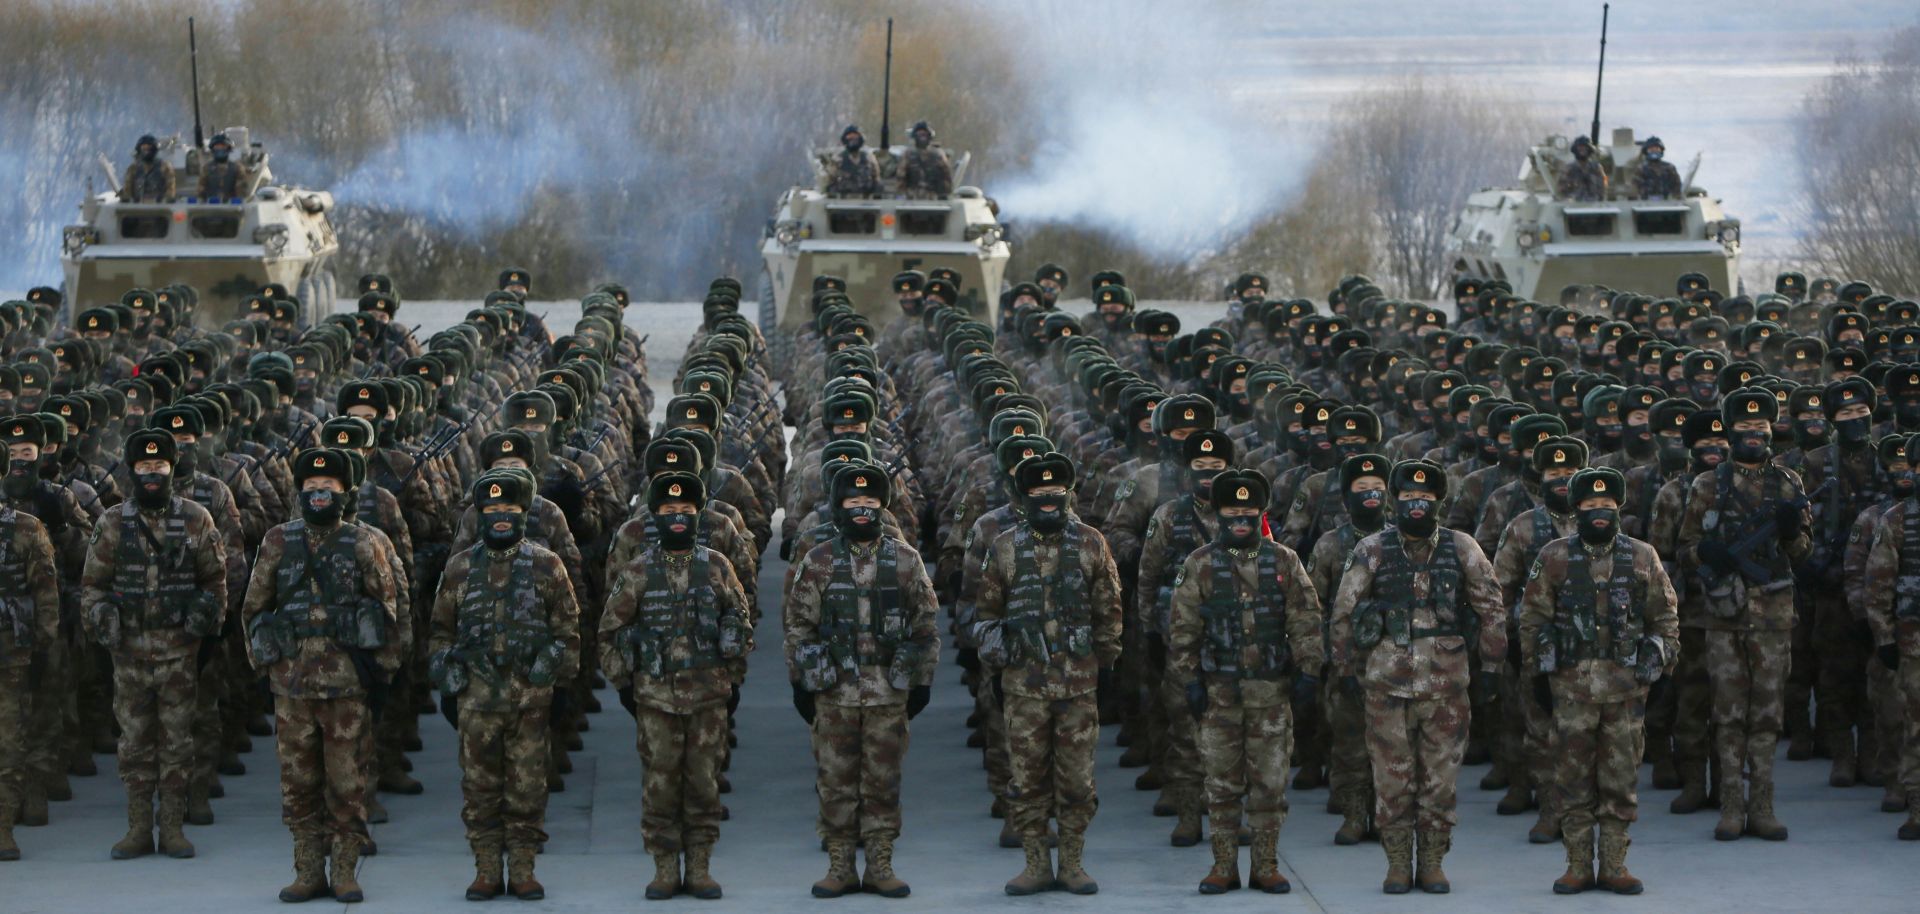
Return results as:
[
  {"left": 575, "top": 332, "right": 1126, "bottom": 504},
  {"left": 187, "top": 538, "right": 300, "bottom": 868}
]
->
[
  {"left": 1589, "top": 3, "right": 1609, "bottom": 147},
  {"left": 879, "top": 18, "right": 893, "bottom": 150},
  {"left": 189, "top": 16, "right": 205, "bottom": 149}
]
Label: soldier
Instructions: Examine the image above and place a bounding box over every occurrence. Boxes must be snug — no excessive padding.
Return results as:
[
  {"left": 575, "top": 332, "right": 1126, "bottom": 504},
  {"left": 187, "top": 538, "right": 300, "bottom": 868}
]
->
[
  {"left": 826, "top": 125, "right": 882, "bottom": 197},
  {"left": 971, "top": 452, "right": 1123, "bottom": 895},
  {"left": 1168, "top": 470, "right": 1323, "bottom": 894},
  {"left": 1862, "top": 434, "right": 1920, "bottom": 840},
  {"left": 430, "top": 471, "right": 580, "bottom": 901},
  {"left": 599, "top": 471, "right": 752, "bottom": 901},
  {"left": 80, "top": 429, "right": 227, "bottom": 861},
  {"left": 1630, "top": 136, "right": 1684, "bottom": 200},
  {"left": 1518, "top": 467, "right": 1679, "bottom": 894},
  {"left": 0, "top": 467, "right": 59, "bottom": 861},
  {"left": 899, "top": 120, "right": 954, "bottom": 198},
  {"left": 1676, "top": 388, "right": 1808, "bottom": 841},
  {"left": 196, "top": 133, "right": 252, "bottom": 200},
  {"left": 242, "top": 448, "right": 404, "bottom": 903},
  {"left": 1556, "top": 135, "right": 1608, "bottom": 202},
  {"left": 785, "top": 463, "right": 941, "bottom": 898},
  {"left": 121, "top": 134, "right": 176, "bottom": 203},
  {"left": 1800, "top": 376, "right": 1881, "bottom": 784},
  {"left": 1307, "top": 453, "right": 1392, "bottom": 845},
  {"left": 1328, "top": 459, "right": 1505, "bottom": 894}
]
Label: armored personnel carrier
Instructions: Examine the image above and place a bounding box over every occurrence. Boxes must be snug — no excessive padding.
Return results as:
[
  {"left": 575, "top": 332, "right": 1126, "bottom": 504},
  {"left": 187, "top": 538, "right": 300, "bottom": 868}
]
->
[
  {"left": 1442, "top": 126, "right": 1741, "bottom": 302},
  {"left": 60, "top": 126, "right": 340, "bottom": 329},
  {"left": 758, "top": 146, "right": 1012, "bottom": 338}
]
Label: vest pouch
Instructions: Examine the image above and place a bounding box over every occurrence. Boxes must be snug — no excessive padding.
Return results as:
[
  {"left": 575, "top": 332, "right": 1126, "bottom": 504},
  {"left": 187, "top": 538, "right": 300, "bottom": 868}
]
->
[
  {"left": 1200, "top": 601, "right": 1238, "bottom": 675},
  {"left": 1008, "top": 616, "right": 1051, "bottom": 667},
  {"left": 1632, "top": 634, "right": 1663, "bottom": 684},
  {"left": 182, "top": 591, "right": 222, "bottom": 639},
  {"left": 1060, "top": 623, "right": 1094, "bottom": 659},
  {"left": 1897, "top": 576, "right": 1920, "bottom": 621},
  {"left": 526, "top": 637, "right": 565, "bottom": 687},
  {"left": 886, "top": 642, "right": 924, "bottom": 691},
  {"left": 625, "top": 626, "right": 664, "bottom": 678},
  {"left": 794, "top": 642, "right": 839, "bottom": 692},
  {"left": 1703, "top": 575, "right": 1747, "bottom": 620},
  {"left": 89, "top": 600, "right": 123, "bottom": 650},
  {"left": 1352, "top": 599, "right": 1385, "bottom": 650},
  {"left": 1534, "top": 622, "right": 1559, "bottom": 673},
  {"left": 1, "top": 598, "right": 31, "bottom": 652},
  {"left": 429, "top": 648, "right": 469, "bottom": 695},
  {"left": 339, "top": 598, "right": 388, "bottom": 650},
  {"left": 1385, "top": 601, "right": 1413, "bottom": 647}
]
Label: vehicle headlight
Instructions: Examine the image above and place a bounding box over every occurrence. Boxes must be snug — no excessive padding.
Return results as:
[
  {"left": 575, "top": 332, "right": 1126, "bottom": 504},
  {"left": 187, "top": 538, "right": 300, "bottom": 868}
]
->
[
  {"left": 1716, "top": 221, "right": 1740, "bottom": 244},
  {"left": 254, "top": 224, "right": 290, "bottom": 255},
  {"left": 62, "top": 226, "right": 93, "bottom": 256}
]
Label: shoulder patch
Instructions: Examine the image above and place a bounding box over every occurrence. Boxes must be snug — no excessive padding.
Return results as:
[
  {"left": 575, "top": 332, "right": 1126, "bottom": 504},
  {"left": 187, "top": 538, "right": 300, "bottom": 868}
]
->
[
  {"left": 1115, "top": 480, "right": 1137, "bottom": 501},
  {"left": 1172, "top": 566, "right": 1186, "bottom": 590},
  {"left": 1145, "top": 517, "right": 1160, "bottom": 541}
]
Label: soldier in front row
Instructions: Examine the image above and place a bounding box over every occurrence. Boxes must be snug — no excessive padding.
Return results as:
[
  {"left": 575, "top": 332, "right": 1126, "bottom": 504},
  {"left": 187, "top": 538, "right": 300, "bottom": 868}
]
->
[
  {"left": 598, "top": 471, "right": 752, "bottom": 901},
  {"left": 1329, "top": 459, "right": 1505, "bottom": 895},
  {"left": 1168, "top": 469, "right": 1324, "bottom": 895},
  {"left": 785, "top": 463, "right": 941, "bottom": 899},
  {"left": 0, "top": 468, "right": 60, "bottom": 862},
  {"left": 972, "top": 452, "right": 1124, "bottom": 896},
  {"left": 1859, "top": 434, "right": 1920, "bottom": 842},
  {"left": 243, "top": 448, "right": 404, "bottom": 903},
  {"left": 1518, "top": 467, "right": 1679, "bottom": 895},
  {"left": 80, "top": 429, "right": 227, "bottom": 863},
  {"left": 430, "top": 471, "right": 580, "bottom": 901}
]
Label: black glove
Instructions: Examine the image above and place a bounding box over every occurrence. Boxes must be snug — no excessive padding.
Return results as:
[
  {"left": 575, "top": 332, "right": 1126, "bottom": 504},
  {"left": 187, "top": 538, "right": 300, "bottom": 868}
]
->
[
  {"left": 907, "top": 684, "right": 932, "bottom": 719},
  {"left": 1506, "top": 632, "right": 1523, "bottom": 667},
  {"left": 617, "top": 685, "right": 638, "bottom": 718},
  {"left": 991, "top": 675, "right": 1006, "bottom": 711},
  {"left": 1185, "top": 680, "right": 1209, "bottom": 720},
  {"left": 1096, "top": 667, "right": 1115, "bottom": 698},
  {"left": 779, "top": 537, "right": 794, "bottom": 562},
  {"left": 27, "top": 650, "right": 47, "bottom": 691},
  {"left": 1697, "top": 539, "right": 1738, "bottom": 576},
  {"left": 727, "top": 683, "right": 742, "bottom": 715},
  {"left": 196, "top": 637, "right": 220, "bottom": 671},
  {"left": 1880, "top": 643, "right": 1902, "bottom": 672},
  {"left": 440, "top": 692, "right": 459, "bottom": 730},
  {"left": 1147, "top": 632, "right": 1168, "bottom": 670},
  {"left": 956, "top": 647, "right": 981, "bottom": 676},
  {"left": 1850, "top": 618, "right": 1873, "bottom": 642},
  {"left": 1293, "top": 674, "right": 1321, "bottom": 710},
  {"left": 1339, "top": 674, "right": 1361, "bottom": 697},
  {"left": 1470, "top": 670, "right": 1500, "bottom": 708},
  {"left": 1531, "top": 675, "right": 1554, "bottom": 714},
  {"left": 791, "top": 681, "right": 817, "bottom": 725},
  {"left": 1776, "top": 501, "right": 1805, "bottom": 537},
  {"left": 550, "top": 687, "right": 573, "bottom": 722},
  {"left": 1645, "top": 676, "right": 1670, "bottom": 709}
]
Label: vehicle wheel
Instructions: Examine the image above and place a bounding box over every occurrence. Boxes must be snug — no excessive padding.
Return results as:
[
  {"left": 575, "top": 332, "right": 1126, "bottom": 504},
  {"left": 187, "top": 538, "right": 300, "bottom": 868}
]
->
[{"left": 316, "top": 269, "right": 338, "bottom": 320}]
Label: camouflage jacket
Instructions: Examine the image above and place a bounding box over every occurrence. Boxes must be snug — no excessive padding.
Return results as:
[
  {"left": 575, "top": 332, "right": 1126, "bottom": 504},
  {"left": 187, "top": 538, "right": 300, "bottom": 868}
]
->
[
  {"left": 598, "top": 546, "right": 751, "bottom": 714},
  {"left": 1492, "top": 503, "right": 1579, "bottom": 616},
  {"left": 428, "top": 540, "right": 581, "bottom": 712},
  {"left": 971, "top": 520, "right": 1124, "bottom": 700},
  {"left": 241, "top": 520, "right": 403, "bottom": 699},
  {"left": 1863, "top": 500, "right": 1920, "bottom": 654},
  {"left": 451, "top": 496, "right": 585, "bottom": 602},
  {"left": 784, "top": 535, "right": 940, "bottom": 706},
  {"left": 1556, "top": 158, "right": 1608, "bottom": 201},
  {"left": 610, "top": 507, "right": 757, "bottom": 616},
  {"left": 1631, "top": 159, "right": 1682, "bottom": 199},
  {"left": 1518, "top": 534, "right": 1679, "bottom": 702},
  {"left": 900, "top": 145, "right": 954, "bottom": 198},
  {"left": 825, "top": 148, "right": 881, "bottom": 196},
  {"left": 122, "top": 159, "right": 175, "bottom": 202},
  {"left": 1328, "top": 528, "right": 1506, "bottom": 700},
  {"left": 0, "top": 506, "right": 60, "bottom": 666},
  {"left": 1473, "top": 478, "right": 1539, "bottom": 559},
  {"left": 953, "top": 504, "right": 1020, "bottom": 647},
  {"left": 80, "top": 497, "right": 227, "bottom": 663},
  {"left": 1136, "top": 495, "right": 1219, "bottom": 639},
  {"left": 1167, "top": 540, "right": 1324, "bottom": 707},
  {"left": 1676, "top": 463, "right": 1810, "bottom": 630}
]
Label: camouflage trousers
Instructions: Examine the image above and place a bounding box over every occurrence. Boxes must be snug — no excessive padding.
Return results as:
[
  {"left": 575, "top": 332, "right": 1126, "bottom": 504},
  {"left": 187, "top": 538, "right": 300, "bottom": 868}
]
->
[
  {"left": 112, "top": 652, "right": 198, "bottom": 795},
  {"left": 1364, "top": 689, "right": 1468, "bottom": 833},
  {"left": 1671, "top": 627, "right": 1713, "bottom": 767},
  {"left": 1788, "top": 590, "right": 1818, "bottom": 737},
  {"left": 1895, "top": 648, "right": 1920, "bottom": 809},
  {"left": 1326, "top": 678, "right": 1373, "bottom": 812},
  {"left": 975, "top": 678, "right": 1010, "bottom": 800},
  {"left": 1813, "top": 595, "right": 1871, "bottom": 748},
  {"left": 1552, "top": 691, "right": 1646, "bottom": 833},
  {"left": 1197, "top": 690, "right": 1293, "bottom": 832},
  {"left": 0, "top": 665, "right": 27, "bottom": 824},
  {"left": 1004, "top": 691, "right": 1099, "bottom": 838},
  {"left": 1705, "top": 630, "right": 1789, "bottom": 788},
  {"left": 636, "top": 703, "right": 725, "bottom": 854},
  {"left": 459, "top": 706, "right": 552, "bottom": 850},
  {"left": 26, "top": 639, "right": 69, "bottom": 783},
  {"left": 1869, "top": 656, "right": 1902, "bottom": 787},
  {"left": 810, "top": 702, "right": 909, "bottom": 843},
  {"left": 275, "top": 695, "right": 372, "bottom": 848},
  {"left": 194, "top": 654, "right": 224, "bottom": 793},
  {"left": 1501, "top": 659, "right": 1559, "bottom": 814},
  {"left": 1157, "top": 672, "right": 1202, "bottom": 799},
  {"left": 375, "top": 663, "right": 415, "bottom": 785}
]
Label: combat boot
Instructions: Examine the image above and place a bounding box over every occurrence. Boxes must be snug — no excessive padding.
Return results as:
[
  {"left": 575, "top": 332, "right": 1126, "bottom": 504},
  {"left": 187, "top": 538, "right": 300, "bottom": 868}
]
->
[
  {"left": 1828, "top": 733, "right": 1858, "bottom": 788},
  {"left": 1414, "top": 829, "right": 1452, "bottom": 893},
  {"left": 1884, "top": 783, "right": 1909, "bottom": 813},
  {"left": 1596, "top": 821, "right": 1643, "bottom": 894},
  {"left": 19, "top": 781, "right": 47, "bottom": 827},
  {"left": 465, "top": 841, "right": 503, "bottom": 901},
  {"left": 1900, "top": 802, "right": 1920, "bottom": 841},
  {"left": 157, "top": 792, "right": 196, "bottom": 858},
  {"left": 682, "top": 843, "right": 722, "bottom": 899},
  {"left": 217, "top": 748, "right": 246, "bottom": 777},
  {"left": 1859, "top": 729, "right": 1884, "bottom": 787},
  {"left": 1670, "top": 760, "right": 1710, "bottom": 814},
  {"left": 1379, "top": 827, "right": 1414, "bottom": 894},
  {"left": 997, "top": 818, "right": 1020, "bottom": 848},
  {"left": 1334, "top": 788, "right": 1371, "bottom": 845},
  {"left": 1292, "top": 763, "right": 1325, "bottom": 791},
  {"left": 1553, "top": 824, "right": 1594, "bottom": 894},
  {"left": 1138, "top": 769, "right": 1165, "bottom": 793},
  {"left": 1248, "top": 828, "right": 1289, "bottom": 894},
  {"left": 1527, "top": 804, "right": 1560, "bottom": 844},
  {"left": 0, "top": 801, "right": 19, "bottom": 862},
  {"left": 1744, "top": 783, "right": 1789, "bottom": 840},
  {"left": 1786, "top": 700, "right": 1815, "bottom": 760},
  {"left": 45, "top": 771, "right": 73, "bottom": 801},
  {"left": 186, "top": 779, "right": 215, "bottom": 826},
  {"left": 110, "top": 789, "right": 155, "bottom": 859},
  {"left": 860, "top": 835, "right": 910, "bottom": 898},
  {"left": 1117, "top": 740, "right": 1150, "bottom": 768},
  {"left": 506, "top": 846, "right": 544, "bottom": 900},
  {"left": 1198, "top": 830, "right": 1240, "bottom": 894},
  {"left": 1170, "top": 790, "right": 1204, "bottom": 847},
  {"left": 1713, "top": 780, "right": 1746, "bottom": 841},
  {"left": 1496, "top": 767, "right": 1533, "bottom": 816},
  {"left": 278, "top": 834, "right": 330, "bottom": 903},
  {"left": 1648, "top": 737, "right": 1680, "bottom": 790},
  {"left": 1479, "top": 761, "right": 1509, "bottom": 791},
  {"left": 330, "top": 837, "right": 365, "bottom": 903},
  {"left": 1003, "top": 837, "right": 1053, "bottom": 896},
  {"left": 377, "top": 765, "right": 423, "bottom": 796},
  {"left": 645, "top": 851, "right": 680, "bottom": 899},
  {"left": 810, "top": 837, "right": 856, "bottom": 894},
  {"left": 365, "top": 793, "right": 388, "bottom": 825},
  {"left": 1055, "top": 832, "right": 1097, "bottom": 894},
  {"left": 69, "top": 747, "right": 98, "bottom": 777}
]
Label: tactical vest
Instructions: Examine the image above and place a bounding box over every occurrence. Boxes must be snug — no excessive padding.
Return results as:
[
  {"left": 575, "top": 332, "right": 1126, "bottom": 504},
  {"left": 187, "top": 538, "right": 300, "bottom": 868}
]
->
[
  {"left": 1005, "top": 525, "right": 1094, "bottom": 665},
  {"left": 0, "top": 510, "right": 32, "bottom": 648},
  {"left": 182, "top": 473, "right": 219, "bottom": 515},
  {"left": 1548, "top": 537, "right": 1645, "bottom": 665},
  {"left": 112, "top": 500, "right": 201, "bottom": 632},
  {"left": 129, "top": 162, "right": 169, "bottom": 200},
  {"left": 1894, "top": 501, "right": 1920, "bottom": 621},
  {"left": 1199, "top": 544, "right": 1292, "bottom": 680},
  {"left": 819, "top": 538, "right": 905, "bottom": 674},
  {"left": 269, "top": 520, "right": 385, "bottom": 649},
  {"left": 452, "top": 541, "right": 561, "bottom": 685},
  {"left": 628, "top": 546, "right": 722, "bottom": 676},
  {"left": 1154, "top": 496, "right": 1208, "bottom": 618},
  {"left": 1355, "top": 531, "right": 1474, "bottom": 649},
  {"left": 201, "top": 161, "right": 245, "bottom": 197},
  {"left": 1702, "top": 462, "right": 1795, "bottom": 580}
]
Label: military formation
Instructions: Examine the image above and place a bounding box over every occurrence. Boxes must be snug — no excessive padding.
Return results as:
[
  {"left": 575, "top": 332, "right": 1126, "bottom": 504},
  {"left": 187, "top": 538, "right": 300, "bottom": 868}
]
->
[{"left": 4, "top": 125, "right": 1920, "bottom": 904}]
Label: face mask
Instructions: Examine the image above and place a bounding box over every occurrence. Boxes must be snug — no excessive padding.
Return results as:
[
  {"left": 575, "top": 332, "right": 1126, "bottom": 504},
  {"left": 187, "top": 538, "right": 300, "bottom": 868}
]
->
[
  {"left": 1689, "top": 381, "right": 1717, "bottom": 403},
  {"left": 174, "top": 442, "right": 198, "bottom": 478},
  {"left": 1396, "top": 497, "right": 1438, "bottom": 538},
  {"left": 1191, "top": 468, "right": 1219, "bottom": 502},
  {"left": 1578, "top": 507, "right": 1618, "bottom": 545},
  {"left": 1833, "top": 416, "right": 1871, "bottom": 447},
  {"left": 1892, "top": 470, "right": 1916, "bottom": 500},
  {"left": 843, "top": 136, "right": 864, "bottom": 153},
  {"left": 836, "top": 505, "right": 883, "bottom": 542},
  {"left": 482, "top": 511, "right": 527, "bottom": 549},
  {"left": 213, "top": 148, "right": 230, "bottom": 162},
  {"left": 1332, "top": 441, "right": 1367, "bottom": 464},
  {"left": 1692, "top": 444, "right": 1728, "bottom": 472},
  {"left": 1574, "top": 146, "right": 1590, "bottom": 161},
  {"left": 1647, "top": 150, "right": 1663, "bottom": 162},
  {"left": 1544, "top": 477, "right": 1573, "bottom": 513},
  {"left": 1479, "top": 435, "right": 1501, "bottom": 464},
  {"left": 1624, "top": 424, "right": 1655, "bottom": 458},
  {"left": 914, "top": 135, "right": 930, "bottom": 149},
  {"left": 654, "top": 510, "right": 699, "bottom": 550},
  {"left": 1657, "top": 437, "right": 1690, "bottom": 473},
  {"left": 1731, "top": 430, "right": 1771, "bottom": 463},
  {"left": 1219, "top": 513, "right": 1260, "bottom": 548},
  {"left": 300, "top": 488, "right": 343, "bottom": 526},
  {"left": 139, "top": 148, "right": 156, "bottom": 163},
  {"left": 295, "top": 377, "right": 316, "bottom": 397},
  {"left": 1500, "top": 448, "right": 1524, "bottom": 473},
  {"left": 3, "top": 459, "right": 35, "bottom": 498},
  {"left": 1898, "top": 400, "right": 1920, "bottom": 427},
  {"left": 134, "top": 470, "right": 172, "bottom": 510},
  {"left": 1346, "top": 487, "right": 1387, "bottom": 530},
  {"left": 1025, "top": 492, "right": 1070, "bottom": 533},
  {"left": 1593, "top": 423, "right": 1623, "bottom": 453}
]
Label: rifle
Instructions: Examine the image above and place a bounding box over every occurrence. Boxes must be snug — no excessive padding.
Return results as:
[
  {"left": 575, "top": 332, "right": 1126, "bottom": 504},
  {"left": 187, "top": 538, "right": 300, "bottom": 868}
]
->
[
  {"left": 269, "top": 420, "right": 314, "bottom": 460},
  {"left": 402, "top": 415, "right": 474, "bottom": 477},
  {"left": 582, "top": 459, "right": 626, "bottom": 492},
  {"left": 1699, "top": 476, "right": 1832, "bottom": 587}
]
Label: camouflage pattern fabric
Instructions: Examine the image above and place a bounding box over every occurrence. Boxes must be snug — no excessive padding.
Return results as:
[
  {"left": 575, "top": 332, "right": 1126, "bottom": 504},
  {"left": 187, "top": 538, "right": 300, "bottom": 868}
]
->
[
  {"left": 809, "top": 703, "right": 909, "bottom": 842},
  {"left": 1552, "top": 695, "right": 1648, "bottom": 832},
  {"left": 1706, "top": 631, "right": 1791, "bottom": 791},
  {"left": 1003, "top": 692, "right": 1100, "bottom": 838},
  {"left": 275, "top": 695, "right": 372, "bottom": 849},
  {"left": 459, "top": 706, "right": 552, "bottom": 850},
  {"left": 635, "top": 704, "right": 726, "bottom": 853},
  {"left": 1364, "top": 691, "right": 1469, "bottom": 832}
]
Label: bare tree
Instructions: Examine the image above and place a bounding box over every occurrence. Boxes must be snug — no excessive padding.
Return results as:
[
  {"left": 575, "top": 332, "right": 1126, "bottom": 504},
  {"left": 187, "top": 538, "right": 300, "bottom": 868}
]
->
[{"left": 1796, "top": 27, "right": 1920, "bottom": 295}]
